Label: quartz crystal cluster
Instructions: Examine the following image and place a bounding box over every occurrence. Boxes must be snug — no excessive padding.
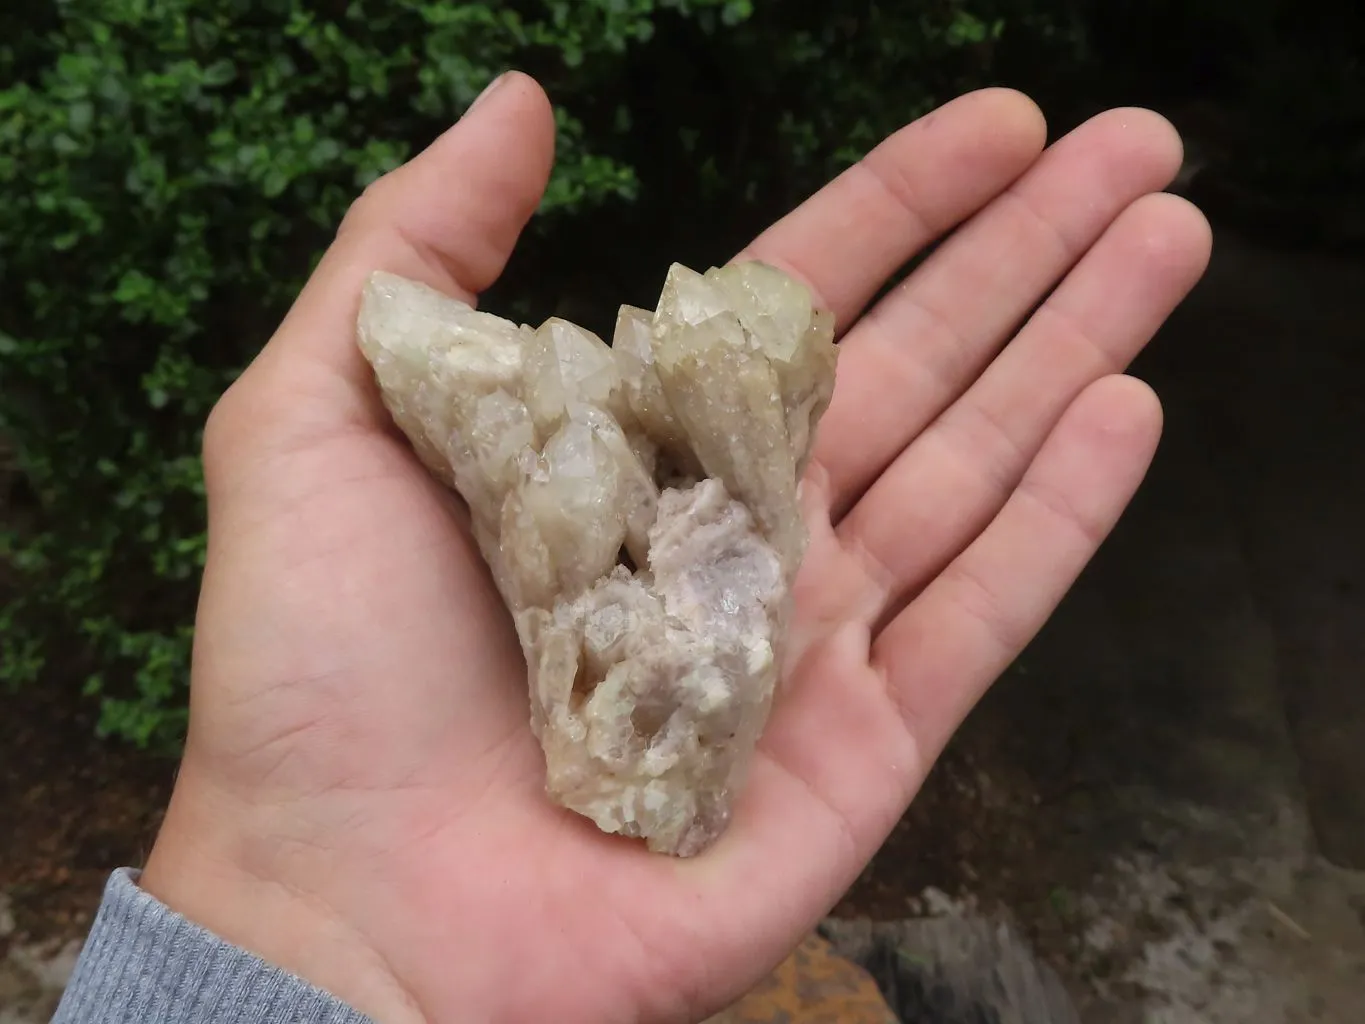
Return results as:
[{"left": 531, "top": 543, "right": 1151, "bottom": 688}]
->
[{"left": 356, "top": 261, "right": 838, "bottom": 855}]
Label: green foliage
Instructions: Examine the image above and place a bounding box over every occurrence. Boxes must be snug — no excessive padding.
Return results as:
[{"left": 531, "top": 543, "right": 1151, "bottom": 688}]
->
[{"left": 1, "top": 0, "right": 1054, "bottom": 750}]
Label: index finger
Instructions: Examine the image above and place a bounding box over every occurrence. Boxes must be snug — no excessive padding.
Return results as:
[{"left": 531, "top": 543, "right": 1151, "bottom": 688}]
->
[{"left": 735, "top": 88, "right": 1048, "bottom": 333}]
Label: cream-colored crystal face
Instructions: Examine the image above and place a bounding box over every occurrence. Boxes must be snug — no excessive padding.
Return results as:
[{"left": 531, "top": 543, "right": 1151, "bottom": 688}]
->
[{"left": 356, "top": 261, "right": 838, "bottom": 856}]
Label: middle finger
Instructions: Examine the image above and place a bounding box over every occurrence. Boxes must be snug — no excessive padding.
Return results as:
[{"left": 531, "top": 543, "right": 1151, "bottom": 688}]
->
[{"left": 813, "top": 107, "right": 1184, "bottom": 521}]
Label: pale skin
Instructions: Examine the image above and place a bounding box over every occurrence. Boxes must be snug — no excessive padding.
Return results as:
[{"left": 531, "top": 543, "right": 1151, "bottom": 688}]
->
[{"left": 139, "top": 73, "right": 1211, "bottom": 1023}]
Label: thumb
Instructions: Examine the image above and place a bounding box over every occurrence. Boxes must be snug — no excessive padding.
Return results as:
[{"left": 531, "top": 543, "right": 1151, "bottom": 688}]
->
[{"left": 218, "top": 71, "right": 556, "bottom": 439}]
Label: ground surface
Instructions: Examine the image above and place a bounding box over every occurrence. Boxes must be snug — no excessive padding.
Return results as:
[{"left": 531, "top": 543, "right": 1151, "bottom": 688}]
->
[
  {"left": 0, "top": 684, "right": 172, "bottom": 1020},
  {"left": 4, "top": 227, "right": 1364, "bottom": 1021}
]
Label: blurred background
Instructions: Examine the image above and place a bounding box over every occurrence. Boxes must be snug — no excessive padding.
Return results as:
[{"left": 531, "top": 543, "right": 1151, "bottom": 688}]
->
[{"left": 2, "top": 1, "right": 1363, "bottom": 1020}]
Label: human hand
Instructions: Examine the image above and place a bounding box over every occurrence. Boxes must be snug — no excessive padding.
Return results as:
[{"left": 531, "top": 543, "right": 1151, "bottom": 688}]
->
[{"left": 139, "top": 72, "right": 1210, "bottom": 1023}]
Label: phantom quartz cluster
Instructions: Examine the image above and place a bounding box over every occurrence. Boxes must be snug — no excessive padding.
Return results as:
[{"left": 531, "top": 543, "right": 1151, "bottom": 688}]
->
[{"left": 356, "top": 261, "right": 838, "bottom": 855}]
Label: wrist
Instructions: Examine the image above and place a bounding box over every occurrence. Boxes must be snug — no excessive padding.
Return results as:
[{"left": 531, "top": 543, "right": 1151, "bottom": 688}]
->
[{"left": 140, "top": 768, "right": 423, "bottom": 1024}]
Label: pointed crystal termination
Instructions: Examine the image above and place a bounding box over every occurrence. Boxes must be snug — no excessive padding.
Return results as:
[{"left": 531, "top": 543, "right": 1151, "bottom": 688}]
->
[{"left": 356, "top": 262, "right": 838, "bottom": 855}]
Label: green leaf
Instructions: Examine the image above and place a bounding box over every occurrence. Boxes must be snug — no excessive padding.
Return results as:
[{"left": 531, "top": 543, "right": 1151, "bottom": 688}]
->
[
  {"left": 201, "top": 59, "right": 236, "bottom": 86},
  {"left": 722, "top": 0, "right": 754, "bottom": 26},
  {"left": 68, "top": 100, "right": 94, "bottom": 131}
]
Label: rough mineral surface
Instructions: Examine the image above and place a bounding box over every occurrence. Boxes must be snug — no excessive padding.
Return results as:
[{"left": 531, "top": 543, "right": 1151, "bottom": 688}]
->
[{"left": 356, "top": 261, "right": 838, "bottom": 856}]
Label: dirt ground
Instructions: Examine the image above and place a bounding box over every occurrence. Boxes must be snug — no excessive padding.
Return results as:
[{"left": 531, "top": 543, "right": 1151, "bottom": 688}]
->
[
  {"left": 0, "top": 681, "right": 173, "bottom": 1020},
  {"left": 4, "top": 226, "right": 1365, "bottom": 1021},
  {"left": 0, "top": 683, "right": 172, "bottom": 945}
]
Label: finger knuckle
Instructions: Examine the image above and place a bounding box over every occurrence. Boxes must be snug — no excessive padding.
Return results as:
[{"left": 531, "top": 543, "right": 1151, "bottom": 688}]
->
[{"left": 336, "top": 170, "right": 399, "bottom": 240}]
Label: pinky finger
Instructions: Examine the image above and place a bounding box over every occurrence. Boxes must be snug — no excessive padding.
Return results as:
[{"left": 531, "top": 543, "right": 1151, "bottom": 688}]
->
[{"left": 871, "top": 374, "right": 1163, "bottom": 760}]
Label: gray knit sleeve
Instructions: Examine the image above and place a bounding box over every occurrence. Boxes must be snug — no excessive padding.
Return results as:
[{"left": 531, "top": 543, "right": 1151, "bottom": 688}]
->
[{"left": 52, "top": 869, "right": 374, "bottom": 1024}]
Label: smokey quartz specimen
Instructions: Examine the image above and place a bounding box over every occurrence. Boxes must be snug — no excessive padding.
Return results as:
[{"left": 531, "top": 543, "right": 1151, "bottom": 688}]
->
[{"left": 356, "top": 262, "right": 837, "bottom": 855}]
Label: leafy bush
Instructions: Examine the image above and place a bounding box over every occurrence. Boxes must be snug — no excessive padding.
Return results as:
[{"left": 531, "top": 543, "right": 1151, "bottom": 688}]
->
[{"left": 2, "top": 0, "right": 1072, "bottom": 749}]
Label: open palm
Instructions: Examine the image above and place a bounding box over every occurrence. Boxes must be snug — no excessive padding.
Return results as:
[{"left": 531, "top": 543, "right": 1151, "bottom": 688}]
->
[{"left": 140, "top": 74, "right": 1210, "bottom": 1023}]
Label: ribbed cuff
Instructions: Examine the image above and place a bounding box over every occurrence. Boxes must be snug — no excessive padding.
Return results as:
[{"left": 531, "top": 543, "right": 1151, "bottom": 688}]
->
[{"left": 51, "top": 868, "right": 374, "bottom": 1024}]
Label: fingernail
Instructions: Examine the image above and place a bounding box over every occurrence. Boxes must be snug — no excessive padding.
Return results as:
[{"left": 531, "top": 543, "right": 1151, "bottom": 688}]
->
[{"left": 466, "top": 72, "right": 510, "bottom": 116}]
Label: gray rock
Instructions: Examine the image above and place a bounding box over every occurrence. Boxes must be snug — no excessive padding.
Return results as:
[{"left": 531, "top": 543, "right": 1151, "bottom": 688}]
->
[{"left": 821, "top": 914, "right": 1080, "bottom": 1024}]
